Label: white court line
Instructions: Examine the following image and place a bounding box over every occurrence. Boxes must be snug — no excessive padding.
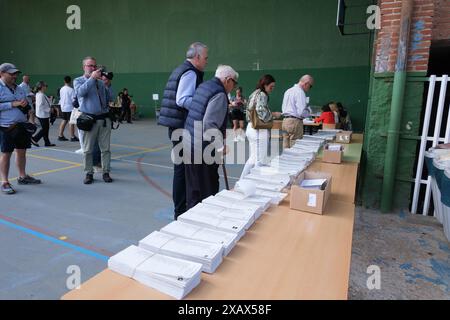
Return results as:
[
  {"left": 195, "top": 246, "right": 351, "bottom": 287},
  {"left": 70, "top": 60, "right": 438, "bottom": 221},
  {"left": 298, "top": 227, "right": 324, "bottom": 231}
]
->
[
  {"left": 119, "top": 159, "right": 240, "bottom": 181},
  {"left": 29, "top": 147, "right": 240, "bottom": 181}
]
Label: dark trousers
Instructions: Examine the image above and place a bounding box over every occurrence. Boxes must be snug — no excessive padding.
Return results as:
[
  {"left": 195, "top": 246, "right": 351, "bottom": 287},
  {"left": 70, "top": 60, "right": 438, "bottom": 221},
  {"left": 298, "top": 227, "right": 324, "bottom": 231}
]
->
[
  {"left": 93, "top": 139, "right": 101, "bottom": 166},
  {"left": 120, "top": 106, "right": 131, "bottom": 123},
  {"left": 169, "top": 128, "right": 186, "bottom": 220},
  {"left": 33, "top": 117, "right": 51, "bottom": 144},
  {"left": 185, "top": 162, "right": 220, "bottom": 211}
]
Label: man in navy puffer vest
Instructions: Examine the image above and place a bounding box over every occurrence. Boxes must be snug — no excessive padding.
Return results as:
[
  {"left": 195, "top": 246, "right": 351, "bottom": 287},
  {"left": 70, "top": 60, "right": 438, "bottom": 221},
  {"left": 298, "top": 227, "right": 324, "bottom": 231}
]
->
[
  {"left": 158, "top": 42, "right": 208, "bottom": 220},
  {"left": 184, "top": 65, "right": 239, "bottom": 210}
]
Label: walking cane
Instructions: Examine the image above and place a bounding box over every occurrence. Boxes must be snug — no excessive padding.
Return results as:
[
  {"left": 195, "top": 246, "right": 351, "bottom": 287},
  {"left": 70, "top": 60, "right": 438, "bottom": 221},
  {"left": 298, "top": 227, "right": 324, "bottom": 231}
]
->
[{"left": 222, "top": 164, "right": 230, "bottom": 190}]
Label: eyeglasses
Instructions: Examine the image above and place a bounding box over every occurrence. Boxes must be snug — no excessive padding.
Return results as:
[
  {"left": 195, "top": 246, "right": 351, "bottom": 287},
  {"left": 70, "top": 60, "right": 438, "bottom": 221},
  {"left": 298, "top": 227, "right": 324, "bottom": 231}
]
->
[
  {"left": 229, "top": 78, "right": 238, "bottom": 87},
  {"left": 84, "top": 64, "right": 97, "bottom": 68}
]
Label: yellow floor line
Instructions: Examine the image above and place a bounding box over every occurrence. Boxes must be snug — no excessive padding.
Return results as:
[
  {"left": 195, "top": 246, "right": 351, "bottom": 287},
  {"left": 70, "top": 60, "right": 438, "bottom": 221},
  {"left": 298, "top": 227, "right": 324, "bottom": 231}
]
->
[
  {"left": 27, "top": 154, "right": 81, "bottom": 165},
  {"left": 111, "top": 143, "right": 161, "bottom": 151},
  {"left": 111, "top": 145, "right": 171, "bottom": 160},
  {"left": 10, "top": 164, "right": 81, "bottom": 181}
]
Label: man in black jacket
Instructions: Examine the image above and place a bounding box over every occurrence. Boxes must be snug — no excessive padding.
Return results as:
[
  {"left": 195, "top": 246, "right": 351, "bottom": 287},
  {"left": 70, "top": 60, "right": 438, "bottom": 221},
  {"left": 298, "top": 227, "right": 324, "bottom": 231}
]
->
[{"left": 158, "top": 42, "right": 208, "bottom": 220}]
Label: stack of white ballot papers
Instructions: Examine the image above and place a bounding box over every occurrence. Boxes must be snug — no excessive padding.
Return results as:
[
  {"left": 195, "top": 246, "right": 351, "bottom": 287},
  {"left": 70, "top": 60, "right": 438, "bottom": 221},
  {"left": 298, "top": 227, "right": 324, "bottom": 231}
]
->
[
  {"left": 202, "top": 195, "right": 263, "bottom": 220},
  {"left": 302, "top": 135, "right": 327, "bottom": 143},
  {"left": 216, "top": 189, "right": 272, "bottom": 211},
  {"left": 300, "top": 178, "right": 328, "bottom": 190},
  {"left": 160, "top": 221, "right": 238, "bottom": 256},
  {"left": 178, "top": 209, "right": 246, "bottom": 240},
  {"left": 242, "top": 172, "right": 292, "bottom": 188},
  {"left": 108, "top": 245, "right": 202, "bottom": 300},
  {"left": 139, "top": 231, "right": 223, "bottom": 273},
  {"left": 191, "top": 202, "right": 256, "bottom": 227},
  {"left": 241, "top": 177, "right": 288, "bottom": 192},
  {"left": 254, "top": 189, "right": 288, "bottom": 205}
]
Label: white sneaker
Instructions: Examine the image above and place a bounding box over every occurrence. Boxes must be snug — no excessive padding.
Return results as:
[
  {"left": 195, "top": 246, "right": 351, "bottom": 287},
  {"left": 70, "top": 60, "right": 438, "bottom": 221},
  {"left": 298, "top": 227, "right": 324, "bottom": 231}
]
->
[
  {"left": 238, "top": 135, "right": 246, "bottom": 142},
  {"left": 233, "top": 136, "right": 239, "bottom": 142},
  {"left": 75, "top": 148, "right": 83, "bottom": 154}
]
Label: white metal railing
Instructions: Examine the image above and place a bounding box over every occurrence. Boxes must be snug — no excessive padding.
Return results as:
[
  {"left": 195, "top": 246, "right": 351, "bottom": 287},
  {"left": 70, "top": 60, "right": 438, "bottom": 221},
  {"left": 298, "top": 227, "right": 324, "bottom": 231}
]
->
[{"left": 411, "top": 75, "right": 450, "bottom": 215}]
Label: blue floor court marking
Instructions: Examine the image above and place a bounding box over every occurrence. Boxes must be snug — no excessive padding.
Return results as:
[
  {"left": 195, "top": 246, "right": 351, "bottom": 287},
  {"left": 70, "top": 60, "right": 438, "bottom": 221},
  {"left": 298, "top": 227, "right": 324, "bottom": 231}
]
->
[{"left": 0, "top": 218, "right": 109, "bottom": 262}]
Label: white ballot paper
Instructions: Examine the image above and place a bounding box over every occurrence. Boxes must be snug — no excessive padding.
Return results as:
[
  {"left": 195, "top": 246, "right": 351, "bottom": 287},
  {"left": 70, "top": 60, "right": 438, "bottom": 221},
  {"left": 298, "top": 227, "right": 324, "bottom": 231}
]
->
[
  {"left": 108, "top": 245, "right": 203, "bottom": 300},
  {"left": 300, "top": 178, "right": 327, "bottom": 190},
  {"left": 108, "top": 244, "right": 154, "bottom": 278},
  {"left": 192, "top": 202, "right": 256, "bottom": 228},
  {"left": 253, "top": 189, "right": 289, "bottom": 205},
  {"left": 243, "top": 172, "right": 291, "bottom": 188},
  {"left": 242, "top": 178, "right": 287, "bottom": 192},
  {"left": 202, "top": 195, "right": 262, "bottom": 220},
  {"left": 139, "top": 231, "right": 223, "bottom": 273},
  {"left": 160, "top": 221, "right": 238, "bottom": 256},
  {"left": 234, "top": 179, "right": 257, "bottom": 197},
  {"left": 216, "top": 189, "right": 272, "bottom": 212},
  {"left": 178, "top": 209, "right": 246, "bottom": 240}
]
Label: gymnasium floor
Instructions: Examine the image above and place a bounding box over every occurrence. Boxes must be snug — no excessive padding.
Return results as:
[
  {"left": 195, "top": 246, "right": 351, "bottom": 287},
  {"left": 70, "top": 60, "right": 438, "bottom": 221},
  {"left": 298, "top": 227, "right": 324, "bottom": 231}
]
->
[{"left": 0, "top": 118, "right": 243, "bottom": 299}]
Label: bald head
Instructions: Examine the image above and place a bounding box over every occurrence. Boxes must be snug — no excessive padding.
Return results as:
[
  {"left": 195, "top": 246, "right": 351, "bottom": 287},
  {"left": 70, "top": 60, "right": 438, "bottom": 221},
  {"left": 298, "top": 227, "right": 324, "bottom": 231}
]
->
[{"left": 299, "top": 75, "right": 314, "bottom": 92}]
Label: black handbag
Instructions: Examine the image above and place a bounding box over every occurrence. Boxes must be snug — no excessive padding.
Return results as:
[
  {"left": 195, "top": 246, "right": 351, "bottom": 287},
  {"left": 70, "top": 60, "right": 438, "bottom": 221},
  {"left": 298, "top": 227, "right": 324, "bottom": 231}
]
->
[{"left": 77, "top": 113, "right": 95, "bottom": 131}]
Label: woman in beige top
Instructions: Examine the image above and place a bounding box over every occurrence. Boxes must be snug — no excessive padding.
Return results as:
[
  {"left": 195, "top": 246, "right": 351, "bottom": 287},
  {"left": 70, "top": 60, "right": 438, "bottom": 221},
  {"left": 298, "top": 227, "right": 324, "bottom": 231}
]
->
[{"left": 240, "top": 74, "right": 280, "bottom": 179}]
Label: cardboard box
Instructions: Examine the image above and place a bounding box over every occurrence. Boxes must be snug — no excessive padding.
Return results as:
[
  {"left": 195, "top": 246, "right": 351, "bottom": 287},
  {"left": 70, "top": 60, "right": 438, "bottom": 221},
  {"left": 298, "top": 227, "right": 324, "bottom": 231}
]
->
[
  {"left": 272, "top": 120, "right": 283, "bottom": 130},
  {"left": 336, "top": 131, "right": 352, "bottom": 144},
  {"left": 322, "top": 144, "right": 343, "bottom": 164},
  {"left": 290, "top": 171, "right": 332, "bottom": 215}
]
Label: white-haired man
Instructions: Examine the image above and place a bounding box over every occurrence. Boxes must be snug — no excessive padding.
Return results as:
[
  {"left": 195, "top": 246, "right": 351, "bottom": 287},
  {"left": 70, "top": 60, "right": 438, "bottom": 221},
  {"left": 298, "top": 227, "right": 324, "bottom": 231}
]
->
[
  {"left": 158, "top": 42, "right": 208, "bottom": 220},
  {"left": 184, "top": 65, "right": 238, "bottom": 210},
  {"left": 281, "top": 74, "right": 314, "bottom": 148}
]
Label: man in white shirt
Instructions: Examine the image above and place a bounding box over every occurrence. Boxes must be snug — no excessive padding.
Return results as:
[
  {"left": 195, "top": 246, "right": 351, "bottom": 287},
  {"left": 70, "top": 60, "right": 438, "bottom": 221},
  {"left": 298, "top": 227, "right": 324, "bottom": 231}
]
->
[
  {"left": 58, "top": 76, "right": 78, "bottom": 142},
  {"left": 281, "top": 74, "right": 314, "bottom": 148},
  {"left": 18, "top": 74, "right": 36, "bottom": 124}
]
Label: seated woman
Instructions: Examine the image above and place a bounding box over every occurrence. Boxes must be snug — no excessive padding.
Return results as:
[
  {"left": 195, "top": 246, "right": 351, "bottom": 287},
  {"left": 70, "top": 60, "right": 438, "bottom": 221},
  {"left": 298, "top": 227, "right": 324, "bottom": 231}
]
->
[
  {"left": 314, "top": 103, "right": 336, "bottom": 125},
  {"left": 337, "top": 102, "right": 352, "bottom": 131}
]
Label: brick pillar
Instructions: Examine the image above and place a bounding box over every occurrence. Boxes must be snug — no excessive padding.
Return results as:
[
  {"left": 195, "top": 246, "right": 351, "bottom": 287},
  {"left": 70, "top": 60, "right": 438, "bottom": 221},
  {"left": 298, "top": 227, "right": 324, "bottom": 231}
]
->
[{"left": 375, "top": 0, "right": 434, "bottom": 73}]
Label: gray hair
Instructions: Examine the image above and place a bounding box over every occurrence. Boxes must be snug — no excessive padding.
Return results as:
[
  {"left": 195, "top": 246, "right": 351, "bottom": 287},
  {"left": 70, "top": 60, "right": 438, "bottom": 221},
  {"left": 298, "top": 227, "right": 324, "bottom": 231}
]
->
[
  {"left": 82, "top": 56, "right": 96, "bottom": 66},
  {"left": 299, "top": 74, "right": 314, "bottom": 84},
  {"left": 214, "top": 65, "right": 239, "bottom": 82},
  {"left": 186, "top": 42, "right": 207, "bottom": 59}
]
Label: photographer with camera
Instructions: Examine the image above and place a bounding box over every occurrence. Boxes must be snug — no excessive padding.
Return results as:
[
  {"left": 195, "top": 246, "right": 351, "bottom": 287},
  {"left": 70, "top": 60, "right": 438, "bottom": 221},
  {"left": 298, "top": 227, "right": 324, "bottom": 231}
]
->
[
  {"left": 74, "top": 56, "right": 113, "bottom": 184},
  {"left": 0, "top": 63, "right": 41, "bottom": 195},
  {"left": 31, "top": 81, "right": 56, "bottom": 147}
]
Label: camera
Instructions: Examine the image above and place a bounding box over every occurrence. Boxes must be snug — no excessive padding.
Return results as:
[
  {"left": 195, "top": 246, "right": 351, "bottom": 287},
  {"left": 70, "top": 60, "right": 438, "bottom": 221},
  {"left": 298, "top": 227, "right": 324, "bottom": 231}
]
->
[
  {"left": 98, "top": 66, "right": 114, "bottom": 80},
  {"left": 18, "top": 104, "right": 31, "bottom": 115}
]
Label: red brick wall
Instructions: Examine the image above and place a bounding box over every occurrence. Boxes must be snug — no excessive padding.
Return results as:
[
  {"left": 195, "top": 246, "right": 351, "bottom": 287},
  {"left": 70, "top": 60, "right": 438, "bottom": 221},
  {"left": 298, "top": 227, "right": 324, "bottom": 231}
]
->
[
  {"left": 375, "top": 0, "right": 435, "bottom": 73},
  {"left": 433, "top": 0, "right": 450, "bottom": 40}
]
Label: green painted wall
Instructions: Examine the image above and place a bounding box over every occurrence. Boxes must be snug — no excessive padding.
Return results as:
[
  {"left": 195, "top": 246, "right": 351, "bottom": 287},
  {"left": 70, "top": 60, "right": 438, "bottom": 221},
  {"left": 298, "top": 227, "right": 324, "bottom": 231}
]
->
[
  {"left": 361, "top": 73, "right": 425, "bottom": 210},
  {"left": 1, "top": 0, "right": 372, "bottom": 131}
]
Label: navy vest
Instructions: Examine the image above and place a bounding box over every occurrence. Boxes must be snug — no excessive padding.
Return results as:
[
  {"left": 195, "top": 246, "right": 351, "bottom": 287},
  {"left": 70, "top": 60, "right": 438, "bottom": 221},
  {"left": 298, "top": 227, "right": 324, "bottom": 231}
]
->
[
  {"left": 185, "top": 77, "right": 228, "bottom": 148},
  {"left": 158, "top": 60, "right": 204, "bottom": 129}
]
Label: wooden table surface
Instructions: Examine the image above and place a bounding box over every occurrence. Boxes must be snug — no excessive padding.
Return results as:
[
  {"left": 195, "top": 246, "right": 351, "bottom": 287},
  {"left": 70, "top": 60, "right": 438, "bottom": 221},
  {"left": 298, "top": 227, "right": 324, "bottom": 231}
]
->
[{"left": 62, "top": 198, "right": 355, "bottom": 300}]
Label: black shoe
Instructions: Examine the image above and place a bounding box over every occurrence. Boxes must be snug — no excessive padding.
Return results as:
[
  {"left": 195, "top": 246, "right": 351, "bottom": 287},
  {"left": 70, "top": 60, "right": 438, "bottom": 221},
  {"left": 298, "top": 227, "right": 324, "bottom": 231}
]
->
[
  {"left": 45, "top": 143, "right": 56, "bottom": 147},
  {"left": 102, "top": 173, "right": 113, "bottom": 183},
  {"left": 58, "top": 136, "right": 68, "bottom": 141},
  {"left": 30, "top": 138, "right": 40, "bottom": 147},
  {"left": 84, "top": 174, "right": 94, "bottom": 184},
  {"left": 70, "top": 136, "right": 79, "bottom": 142}
]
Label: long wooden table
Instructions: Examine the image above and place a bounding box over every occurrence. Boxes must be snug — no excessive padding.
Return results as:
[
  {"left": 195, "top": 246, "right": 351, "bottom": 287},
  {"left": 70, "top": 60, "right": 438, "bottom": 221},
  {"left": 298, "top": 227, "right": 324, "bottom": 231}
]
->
[
  {"left": 62, "top": 134, "right": 363, "bottom": 300},
  {"left": 63, "top": 198, "right": 355, "bottom": 300}
]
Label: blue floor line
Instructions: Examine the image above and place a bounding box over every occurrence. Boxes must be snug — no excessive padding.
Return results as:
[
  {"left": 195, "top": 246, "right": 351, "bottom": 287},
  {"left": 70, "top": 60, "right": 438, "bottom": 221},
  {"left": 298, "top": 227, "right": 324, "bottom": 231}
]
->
[{"left": 0, "top": 218, "right": 109, "bottom": 262}]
